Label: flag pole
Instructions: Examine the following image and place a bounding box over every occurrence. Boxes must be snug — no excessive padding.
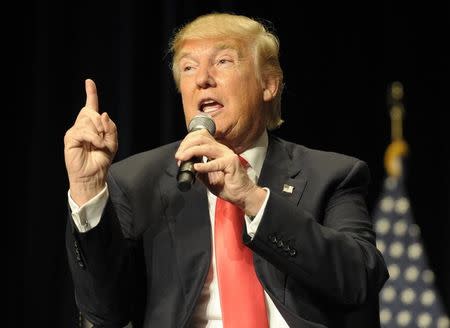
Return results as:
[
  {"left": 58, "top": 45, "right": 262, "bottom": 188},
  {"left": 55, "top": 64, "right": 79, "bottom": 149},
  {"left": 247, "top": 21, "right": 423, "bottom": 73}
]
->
[{"left": 384, "top": 81, "right": 409, "bottom": 177}]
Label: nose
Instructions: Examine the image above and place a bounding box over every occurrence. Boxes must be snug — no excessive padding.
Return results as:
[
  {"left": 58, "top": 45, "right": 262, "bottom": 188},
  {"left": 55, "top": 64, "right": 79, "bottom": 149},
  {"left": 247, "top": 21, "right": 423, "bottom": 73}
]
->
[{"left": 195, "top": 65, "right": 216, "bottom": 89}]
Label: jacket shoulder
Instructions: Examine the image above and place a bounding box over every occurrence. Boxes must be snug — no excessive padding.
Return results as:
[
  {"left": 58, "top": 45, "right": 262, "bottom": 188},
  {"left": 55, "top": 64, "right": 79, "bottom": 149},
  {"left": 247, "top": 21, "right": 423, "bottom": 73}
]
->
[{"left": 272, "top": 135, "right": 370, "bottom": 183}]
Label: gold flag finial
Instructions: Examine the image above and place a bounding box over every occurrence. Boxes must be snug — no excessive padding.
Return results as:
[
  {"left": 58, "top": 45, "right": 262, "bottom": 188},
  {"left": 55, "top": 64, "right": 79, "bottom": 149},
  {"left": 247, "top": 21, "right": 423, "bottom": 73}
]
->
[{"left": 384, "top": 81, "right": 409, "bottom": 177}]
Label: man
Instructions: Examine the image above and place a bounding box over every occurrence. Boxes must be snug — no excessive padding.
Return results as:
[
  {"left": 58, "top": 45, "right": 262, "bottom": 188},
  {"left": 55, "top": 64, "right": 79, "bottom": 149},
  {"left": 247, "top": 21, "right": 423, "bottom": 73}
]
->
[{"left": 64, "top": 13, "right": 388, "bottom": 327}]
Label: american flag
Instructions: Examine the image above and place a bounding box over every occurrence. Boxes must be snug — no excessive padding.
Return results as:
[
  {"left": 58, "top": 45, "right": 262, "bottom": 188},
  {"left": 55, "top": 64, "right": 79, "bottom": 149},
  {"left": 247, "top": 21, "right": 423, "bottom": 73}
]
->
[{"left": 373, "top": 170, "right": 449, "bottom": 327}]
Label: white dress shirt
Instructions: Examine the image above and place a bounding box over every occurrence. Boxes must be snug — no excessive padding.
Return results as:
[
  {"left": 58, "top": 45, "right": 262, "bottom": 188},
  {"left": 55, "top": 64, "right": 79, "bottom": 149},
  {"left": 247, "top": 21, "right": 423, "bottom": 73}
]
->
[{"left": 69, "top": 130, "right": 289, "bottom": 327}]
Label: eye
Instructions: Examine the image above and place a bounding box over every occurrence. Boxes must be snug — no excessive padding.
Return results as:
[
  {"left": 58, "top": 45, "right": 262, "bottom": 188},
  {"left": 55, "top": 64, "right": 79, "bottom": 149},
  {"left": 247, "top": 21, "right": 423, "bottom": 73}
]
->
[
  {"left": 217, "top": 58, "right": 233, "bottom": 66},
  {"left": 183, "top": 65, "right": 193, "bottom": 72},
  {"left": 180, "top": 60, "right": 197, "bottom": 73}
]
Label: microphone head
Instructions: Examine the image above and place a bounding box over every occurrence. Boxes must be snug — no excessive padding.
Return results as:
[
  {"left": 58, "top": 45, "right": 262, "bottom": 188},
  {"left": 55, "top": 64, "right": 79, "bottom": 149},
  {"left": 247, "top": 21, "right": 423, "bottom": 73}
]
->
[
  {"left": 177, "top": 113, "right": 216, "bottom": 192},
  {"left": 188, "top": 113, "right": 216, "bottom": 135}
]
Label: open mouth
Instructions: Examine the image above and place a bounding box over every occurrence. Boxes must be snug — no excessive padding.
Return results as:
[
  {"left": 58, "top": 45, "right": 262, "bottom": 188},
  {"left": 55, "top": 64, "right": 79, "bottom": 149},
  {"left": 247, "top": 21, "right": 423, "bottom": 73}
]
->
[{"left": 199, "top": 98, "right": 223, "bottom": 114}]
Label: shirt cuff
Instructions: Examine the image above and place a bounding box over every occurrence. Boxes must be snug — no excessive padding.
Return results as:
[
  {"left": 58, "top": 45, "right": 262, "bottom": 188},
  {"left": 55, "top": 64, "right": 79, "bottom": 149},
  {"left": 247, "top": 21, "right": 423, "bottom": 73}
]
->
[
  {"left": 68, "top": 185, "right": 109, "bottom": 233},
  {"left": 244, "top": 187, "right": 270, "bottom": 239}
]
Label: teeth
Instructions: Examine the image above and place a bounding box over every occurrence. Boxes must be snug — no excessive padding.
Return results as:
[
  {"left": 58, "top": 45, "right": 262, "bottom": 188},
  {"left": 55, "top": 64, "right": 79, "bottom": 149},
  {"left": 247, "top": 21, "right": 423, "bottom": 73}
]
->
[
  {"left": 200, "top": 99, "right": 218, "bottom": 112},
  {"left": 199, "top": 98, "right": 223, "bottom": 114},
  {"left": 203, "top": 106, "right": 219, "bottom": 113}
]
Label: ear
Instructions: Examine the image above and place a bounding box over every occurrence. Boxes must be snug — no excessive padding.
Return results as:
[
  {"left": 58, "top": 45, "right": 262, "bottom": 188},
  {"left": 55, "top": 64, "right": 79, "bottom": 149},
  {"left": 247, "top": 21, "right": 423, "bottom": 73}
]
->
[{"left": 262, "top": 75, "right": 279, "bottom": 102}]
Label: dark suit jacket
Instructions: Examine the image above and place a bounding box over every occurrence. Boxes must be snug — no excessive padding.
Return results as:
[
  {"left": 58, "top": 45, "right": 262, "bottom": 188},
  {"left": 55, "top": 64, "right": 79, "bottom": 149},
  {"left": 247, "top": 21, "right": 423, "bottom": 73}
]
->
[{"left": 66, "top": 134, "right": 389, "bottom": 328}]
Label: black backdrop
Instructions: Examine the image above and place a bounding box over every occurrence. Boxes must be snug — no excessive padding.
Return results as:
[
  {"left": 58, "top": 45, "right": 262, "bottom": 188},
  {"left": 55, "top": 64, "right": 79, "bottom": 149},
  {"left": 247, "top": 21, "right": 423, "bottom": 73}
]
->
[{"left": 12, "top": 1, "right": 449, "bottom": 326}]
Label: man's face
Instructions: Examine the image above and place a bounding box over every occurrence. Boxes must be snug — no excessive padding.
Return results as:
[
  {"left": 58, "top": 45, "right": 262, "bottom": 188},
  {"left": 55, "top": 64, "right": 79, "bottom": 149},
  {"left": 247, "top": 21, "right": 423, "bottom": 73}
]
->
[{"left": 177, "top": 38, "right": 269, "bottom": 153}]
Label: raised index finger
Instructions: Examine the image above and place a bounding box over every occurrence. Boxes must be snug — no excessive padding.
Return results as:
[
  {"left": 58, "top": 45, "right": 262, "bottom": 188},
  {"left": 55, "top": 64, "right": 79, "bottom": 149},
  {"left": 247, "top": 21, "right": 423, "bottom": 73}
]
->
[{"left": 85, "top": 78, "right": 99, "bottom": 112}]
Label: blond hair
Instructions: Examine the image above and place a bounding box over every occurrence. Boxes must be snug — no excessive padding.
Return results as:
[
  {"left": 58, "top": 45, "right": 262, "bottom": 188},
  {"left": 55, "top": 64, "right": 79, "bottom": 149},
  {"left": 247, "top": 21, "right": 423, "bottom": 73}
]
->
[{"left": 170, "top": 13, "right": 284, "bottom": 130}]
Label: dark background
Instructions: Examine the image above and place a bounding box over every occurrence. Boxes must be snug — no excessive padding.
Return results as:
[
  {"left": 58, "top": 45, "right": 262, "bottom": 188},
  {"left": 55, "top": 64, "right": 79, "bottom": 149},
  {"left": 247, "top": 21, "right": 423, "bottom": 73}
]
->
[{"left": 12, "top": 1, "right": 449, "bottom": 326}]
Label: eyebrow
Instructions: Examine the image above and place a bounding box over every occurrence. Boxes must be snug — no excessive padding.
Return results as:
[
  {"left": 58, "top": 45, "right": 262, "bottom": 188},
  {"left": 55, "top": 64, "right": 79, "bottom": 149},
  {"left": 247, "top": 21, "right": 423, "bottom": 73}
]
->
[{"left": 178, "top": 41, "right": 242, "bottom": 62}]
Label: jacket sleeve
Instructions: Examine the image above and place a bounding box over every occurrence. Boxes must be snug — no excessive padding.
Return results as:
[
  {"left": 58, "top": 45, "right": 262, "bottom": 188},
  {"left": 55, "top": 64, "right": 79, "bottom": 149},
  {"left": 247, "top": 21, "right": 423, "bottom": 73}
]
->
[
  {"left": 244, "top": 160, "right": 389, "bottom": 306},
  {"left": 65, "top": 173, "right": 141, "bottom": 327}
]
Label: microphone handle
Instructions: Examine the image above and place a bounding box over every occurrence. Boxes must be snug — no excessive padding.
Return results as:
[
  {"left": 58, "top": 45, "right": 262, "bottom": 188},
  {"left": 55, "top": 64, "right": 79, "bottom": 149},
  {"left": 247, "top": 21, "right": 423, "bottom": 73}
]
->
[{"left": 177, "top": 156, "right": 202, "bottom": 192}]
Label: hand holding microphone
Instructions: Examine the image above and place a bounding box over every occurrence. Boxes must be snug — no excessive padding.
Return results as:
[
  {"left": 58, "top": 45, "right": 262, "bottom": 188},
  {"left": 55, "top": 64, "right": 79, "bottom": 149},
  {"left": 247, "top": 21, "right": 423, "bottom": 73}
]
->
[
  {"left": 175, "top": 113, "right": 266, "bottom": 215},
  {"left": 177, "top": 113, "right": 216, "bottom": 191}
]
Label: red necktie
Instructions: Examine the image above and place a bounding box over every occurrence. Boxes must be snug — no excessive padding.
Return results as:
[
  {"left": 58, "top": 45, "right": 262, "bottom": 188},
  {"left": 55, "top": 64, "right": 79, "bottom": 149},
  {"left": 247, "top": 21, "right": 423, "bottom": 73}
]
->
[{"left": 214, "top": 156, "right": 269, "bottom": 328}]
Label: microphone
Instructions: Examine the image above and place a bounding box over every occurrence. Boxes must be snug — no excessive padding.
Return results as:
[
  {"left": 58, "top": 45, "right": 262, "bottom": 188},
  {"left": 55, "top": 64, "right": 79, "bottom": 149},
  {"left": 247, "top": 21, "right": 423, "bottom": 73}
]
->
[{"left": 177, "top": 113, "right": 216, "bottom": 192}]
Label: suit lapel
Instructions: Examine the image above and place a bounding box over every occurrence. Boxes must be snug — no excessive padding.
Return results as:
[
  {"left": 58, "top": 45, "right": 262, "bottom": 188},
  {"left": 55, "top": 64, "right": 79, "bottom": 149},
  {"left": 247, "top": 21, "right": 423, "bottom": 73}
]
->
[
  {"left": 259, "top": 136, "right": 307, "bottom": 205},
  {"left": 162, "top": 162, "right": 211, "bottom": 315}
]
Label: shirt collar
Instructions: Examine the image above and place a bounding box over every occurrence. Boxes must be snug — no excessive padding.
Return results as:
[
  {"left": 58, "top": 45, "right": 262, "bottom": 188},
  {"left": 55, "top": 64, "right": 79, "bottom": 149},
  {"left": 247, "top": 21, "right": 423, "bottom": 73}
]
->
[{"left": 239, "top": 130, "right": 268, "bottom": 178}]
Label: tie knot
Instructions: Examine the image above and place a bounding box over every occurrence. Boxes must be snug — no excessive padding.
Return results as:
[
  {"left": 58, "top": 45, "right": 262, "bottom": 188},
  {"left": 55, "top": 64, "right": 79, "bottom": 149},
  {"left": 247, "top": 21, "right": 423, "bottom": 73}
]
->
[{"left": 238, "top": 155, "right": 249, "bottom": 168}]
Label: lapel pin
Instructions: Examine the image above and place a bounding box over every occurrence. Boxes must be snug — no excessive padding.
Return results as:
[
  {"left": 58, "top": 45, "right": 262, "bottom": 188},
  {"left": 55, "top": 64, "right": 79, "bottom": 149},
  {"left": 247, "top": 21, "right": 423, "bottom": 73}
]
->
[{"left": 282, "top": 184, "right": 294, "bottom": 194}]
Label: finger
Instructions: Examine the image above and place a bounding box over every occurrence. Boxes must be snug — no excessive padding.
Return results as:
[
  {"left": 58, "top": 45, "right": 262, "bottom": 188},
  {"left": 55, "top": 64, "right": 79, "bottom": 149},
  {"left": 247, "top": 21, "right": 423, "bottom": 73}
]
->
[
  {"left": 85, "top": 79, "right": 99, "bottom": 112},
  {"left": 175, "top": 130, "right": 215, "bottom": 158},
  {"left": 194, "top": 154, "right": 242, "bottom": 173},
  {"left": 76, "top": 112, "right": 105, "bottom": 136},
  {"left": 196, "top": 171, "right": 224, "bottom": 188},
  {"left": 101, "top": 112, "right": 116, "bottom": 135},
  {"left": 65, "top": 127, "right": 105, "bottom": 150},
  {"left": 176, "top": 143, "right": 222, "bottom": 162},
  {"left": 176, "top": 135, "right": 228, "bottom": 161},
  {"left": 193, "top": 158, "right": 226, "bottom": 173},
  {"left": 208, "top": 171, "right": 224, "bottom": 185},
  {"left": 101, "top": 112, "right": 118, "bottom": 154}
]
